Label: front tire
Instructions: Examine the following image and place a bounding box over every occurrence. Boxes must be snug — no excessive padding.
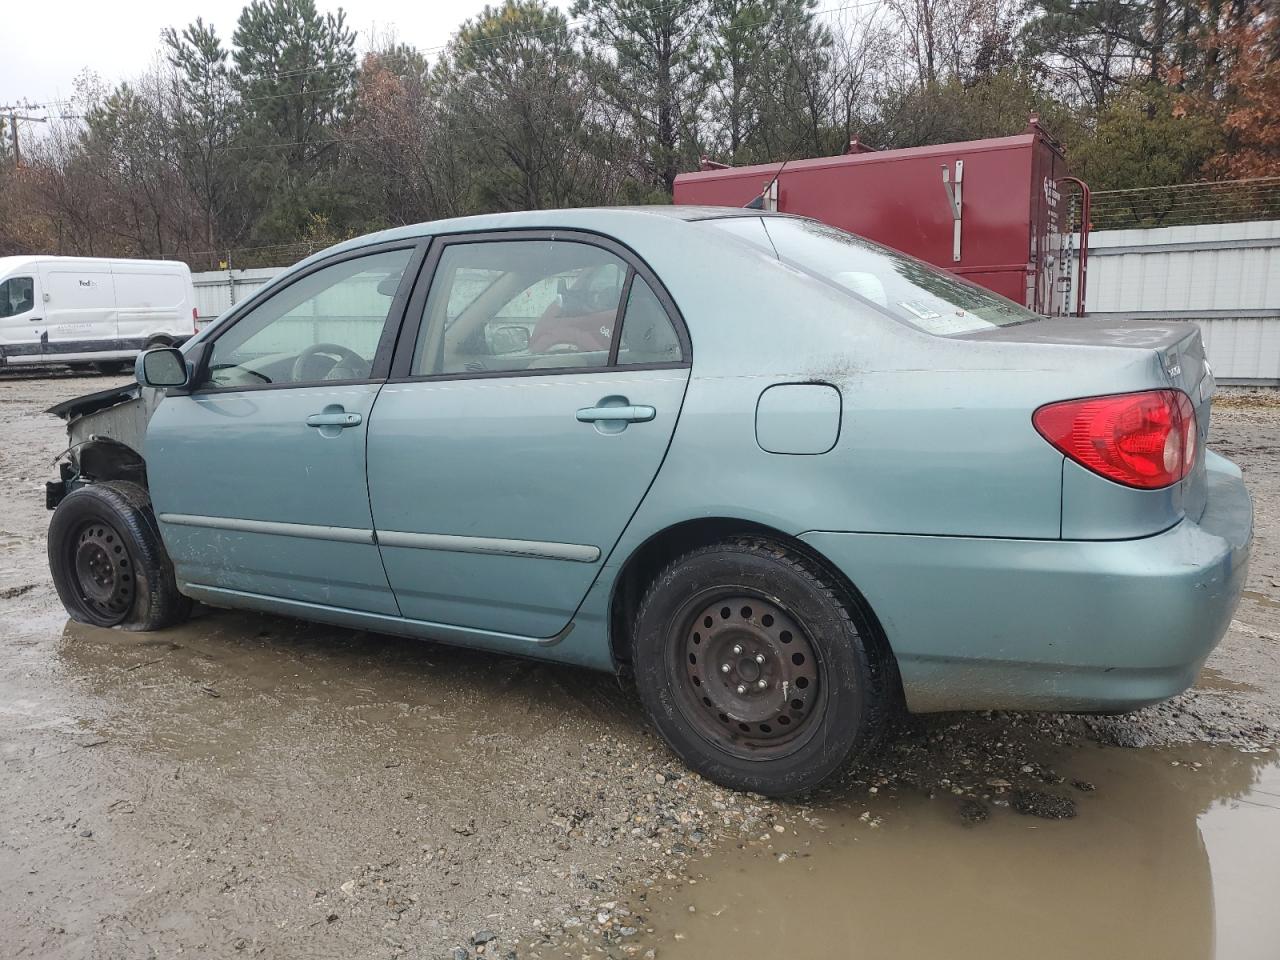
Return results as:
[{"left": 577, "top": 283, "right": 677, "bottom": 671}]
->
[
  {"left": 632, "top": 537, "right": 891, "bottom": 797},
  {"left": 48, "top": 481, "right": 191, "bottom": 631}
]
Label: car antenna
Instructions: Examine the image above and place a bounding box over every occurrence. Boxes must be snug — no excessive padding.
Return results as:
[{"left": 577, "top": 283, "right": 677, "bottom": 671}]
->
[{"left": 745, "top": 146, "right": 799, "bottom": 211}]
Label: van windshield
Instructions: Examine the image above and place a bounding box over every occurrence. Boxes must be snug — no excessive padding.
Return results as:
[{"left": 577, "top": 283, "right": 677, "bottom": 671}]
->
[{"left": 706, "top": 216, "right": 1040, "bottom": 336}]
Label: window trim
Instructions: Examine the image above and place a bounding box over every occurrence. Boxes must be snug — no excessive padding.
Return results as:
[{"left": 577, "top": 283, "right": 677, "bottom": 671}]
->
[
  {"left": 188, "top": 239, "right": 431, "bottom": 395},
  {"left": 387, "top": 228, "right": 690, "bottom": 383},
  {"left": 606, "top": 268, "right": 636, "bottom": 368}
]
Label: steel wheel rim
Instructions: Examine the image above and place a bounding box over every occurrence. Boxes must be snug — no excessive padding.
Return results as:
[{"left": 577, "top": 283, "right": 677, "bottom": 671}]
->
[
  {"left": 71, "top": 521, "right": 134, "bottom": 624},
  {"left": 669, "top": 591, "right": 824, "bottom": 761}
]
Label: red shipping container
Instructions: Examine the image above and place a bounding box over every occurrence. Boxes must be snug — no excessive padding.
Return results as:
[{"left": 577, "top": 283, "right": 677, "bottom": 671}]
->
[{"left": 673, "top": 118, "right": 1089, "bottom": 316}]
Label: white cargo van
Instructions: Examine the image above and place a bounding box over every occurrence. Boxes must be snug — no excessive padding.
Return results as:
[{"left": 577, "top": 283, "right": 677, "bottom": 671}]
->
[{"left": 0, "top": 256, "right": 197, "bottom": 372}]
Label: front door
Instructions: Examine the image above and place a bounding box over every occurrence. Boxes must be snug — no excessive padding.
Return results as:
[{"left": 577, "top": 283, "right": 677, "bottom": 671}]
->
[
  {"left": 0, "top": 272, "right": 40, "bottom": 355},
  {"left": 366, "top": 233, "right": 691, "bottom": 638},
  {"left": 146, "top": 243, "right": 423, "bottom": 614}
]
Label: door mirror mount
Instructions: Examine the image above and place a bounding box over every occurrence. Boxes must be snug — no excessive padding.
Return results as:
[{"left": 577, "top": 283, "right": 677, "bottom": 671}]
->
[{"left": 137, "top": 347, "right": 190, "bottom": 388}]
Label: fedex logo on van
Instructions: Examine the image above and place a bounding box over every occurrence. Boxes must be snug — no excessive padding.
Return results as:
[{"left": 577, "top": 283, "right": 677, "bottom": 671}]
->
[{"left": 78, "top": 280, "right": 95, "bottom": 288}]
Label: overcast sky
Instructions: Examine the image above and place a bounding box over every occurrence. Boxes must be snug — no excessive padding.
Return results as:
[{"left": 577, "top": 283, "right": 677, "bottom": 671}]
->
[{"left": 1, "top": 0, "right": 570, "bottom": 110}]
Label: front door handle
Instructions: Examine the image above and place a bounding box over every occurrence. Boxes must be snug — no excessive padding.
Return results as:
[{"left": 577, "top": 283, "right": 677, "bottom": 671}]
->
[
  {"left": 306, "top": 411, "right": 362, "bottom": 428},
  {"left": 576, "top": 404, "right": 655, "bottom": 424}
]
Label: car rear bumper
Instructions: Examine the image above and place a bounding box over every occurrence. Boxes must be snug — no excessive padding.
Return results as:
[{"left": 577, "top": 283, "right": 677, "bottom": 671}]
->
[{"left": 801, "top": 450, "right": 1253, "bottom": 713}]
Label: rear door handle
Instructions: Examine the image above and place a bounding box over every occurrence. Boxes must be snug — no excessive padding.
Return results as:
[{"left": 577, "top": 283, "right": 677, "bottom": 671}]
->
[
  {"left": 576, "top": 405, "right": 655, "bottom": 423},
  {"left": 306, "top": 411, "right": 362, "bottom": 428}
]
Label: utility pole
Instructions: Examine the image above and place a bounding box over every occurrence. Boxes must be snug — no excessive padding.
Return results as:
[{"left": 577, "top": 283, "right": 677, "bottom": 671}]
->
[{"left": 1, "top": 107, "right": 48, "bottom": 168}]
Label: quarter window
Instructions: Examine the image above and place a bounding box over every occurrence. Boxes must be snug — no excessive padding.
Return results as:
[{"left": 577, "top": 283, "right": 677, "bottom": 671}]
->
[
  {"left": 200, "top": 249, "right": 412, "bottom": 389},
  {"left": 617, "top": 276, "right": 683, "bottom": 365},
  {"left": 413, "top": 240, "right": 632, "bottom": 376},
  {"left": 0, "top": 276, "right": 35, "bottom": 318}
]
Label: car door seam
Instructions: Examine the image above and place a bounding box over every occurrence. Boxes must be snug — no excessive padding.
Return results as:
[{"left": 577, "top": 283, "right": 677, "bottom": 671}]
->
[{"left": 364, "top": 379, "right": 404, "bottom": 616}]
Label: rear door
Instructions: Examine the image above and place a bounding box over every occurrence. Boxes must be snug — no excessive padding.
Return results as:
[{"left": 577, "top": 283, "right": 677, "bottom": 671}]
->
[{"left": 366, "top": 231, "right": 691, "bottom": 638}]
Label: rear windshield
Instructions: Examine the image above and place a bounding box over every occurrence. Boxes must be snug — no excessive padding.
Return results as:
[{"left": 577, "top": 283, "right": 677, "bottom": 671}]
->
[{"left": 706, "top": 216, "right": 1040, "bottom": 336}]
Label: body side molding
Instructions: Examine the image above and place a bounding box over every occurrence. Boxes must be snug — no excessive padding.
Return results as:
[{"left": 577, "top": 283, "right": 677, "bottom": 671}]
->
[
  {"left": 377, "top": 530, "right": 601, "bottom": 563},
  {"left": 159, "top": 513, "right": 375, "bottom": 544}
]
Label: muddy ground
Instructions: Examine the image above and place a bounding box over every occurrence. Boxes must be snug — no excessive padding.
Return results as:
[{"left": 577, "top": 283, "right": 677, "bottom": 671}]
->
[{"left": 1, "top": 373, "right": 1278, "bottom": 960}]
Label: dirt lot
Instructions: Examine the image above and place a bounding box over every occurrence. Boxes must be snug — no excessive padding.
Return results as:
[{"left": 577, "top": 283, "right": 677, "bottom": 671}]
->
[{"left": 1, "top": 373, "right": 1278, "bottom": 960}]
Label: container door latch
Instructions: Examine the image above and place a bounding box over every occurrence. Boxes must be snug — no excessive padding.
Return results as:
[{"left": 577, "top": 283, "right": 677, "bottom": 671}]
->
[{"left": 941, "top": 160, "right": 963, "bottom": 262}]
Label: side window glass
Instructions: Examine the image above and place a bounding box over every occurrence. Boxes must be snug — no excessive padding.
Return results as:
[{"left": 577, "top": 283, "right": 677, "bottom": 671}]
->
[
  {"left": 617, "top": 276, "right": 683, "bottom": 365},
  {"left": 0, "top": 276, "right": 36, "bottom": 318},
  {"left": 414, "top": 240, "right": 628, "bottom": 375},
  {"left": 446, "top": 268, "right": 503, "bottom": 322},
  {"left": 201, "top": 249, "right": 412, "bottom": 389}
]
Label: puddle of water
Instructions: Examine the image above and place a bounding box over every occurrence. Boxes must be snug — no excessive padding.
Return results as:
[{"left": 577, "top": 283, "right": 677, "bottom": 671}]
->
[
  {"left": 1242, "top": 590, "right": 1280, "bottom": 611},
  {"left": 39, "top": 609, "right": 638, "bottom": 770},
  {"left": 639, "top": 745, "right": 1280, "bottom": 960},
  {"left": 1198, "top": 666, "right": 1262, "bottom": 694}
]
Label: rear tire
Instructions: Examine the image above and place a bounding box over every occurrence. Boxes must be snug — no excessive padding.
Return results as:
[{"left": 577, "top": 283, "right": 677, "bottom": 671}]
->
[
  {"left": 48, "top": 481, "right": 191, "bottom": 631},
  {"left": 632, "top": 537, "right": 891, "bottom": 797}
]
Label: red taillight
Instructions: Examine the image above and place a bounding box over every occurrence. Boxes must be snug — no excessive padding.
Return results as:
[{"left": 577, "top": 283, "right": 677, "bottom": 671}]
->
[
  {"left": 192, "top": 306, "right": 199, "bottom": 332},
  {"left": 1033, "top": 389, "right": 1197, "bottom": 490}
]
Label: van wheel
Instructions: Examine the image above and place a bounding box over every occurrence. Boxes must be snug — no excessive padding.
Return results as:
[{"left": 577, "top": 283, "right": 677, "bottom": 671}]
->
[
  {"left": 48, "top": 481, "right": 191, "bottom": 631},
  {"left": 92, "top": 361, "right": 126, "bottom": 375},
  {"left": 632, "top": 537, "right": 891, "bottom": 797}
]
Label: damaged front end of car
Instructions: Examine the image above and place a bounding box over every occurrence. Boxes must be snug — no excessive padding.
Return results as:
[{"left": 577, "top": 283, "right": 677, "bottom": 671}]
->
[{"left": 46, "top": 383, "right": 161, "bottom": 510}]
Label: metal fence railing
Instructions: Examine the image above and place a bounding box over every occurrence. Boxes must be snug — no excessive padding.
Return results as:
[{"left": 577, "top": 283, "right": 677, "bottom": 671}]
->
[
  {"left": 188, "top": 240, "right": 330, "bottom": 272},
  {"left": 1081, "top": 177, "right": 1280, "bottom": 231}
]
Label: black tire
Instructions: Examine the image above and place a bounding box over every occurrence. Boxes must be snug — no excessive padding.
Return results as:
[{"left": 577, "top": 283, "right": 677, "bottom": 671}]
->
[
  {"left": 92, "top": 361, "right": 126, "bottom": 375},
  {"left": 632, "top": 537, "right": 892, "bottom": 797},
  {"left": 48, "top": 480, "right": 192, "bottom": 631}
]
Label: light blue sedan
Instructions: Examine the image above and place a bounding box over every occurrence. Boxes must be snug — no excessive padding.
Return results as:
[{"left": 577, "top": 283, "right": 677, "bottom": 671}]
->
[{"left": 45, "top": 208, "right": 1253, "bottom": 795}]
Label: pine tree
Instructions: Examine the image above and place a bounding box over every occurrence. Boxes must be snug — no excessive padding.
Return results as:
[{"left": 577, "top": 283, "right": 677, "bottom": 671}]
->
[
  {"left": 573, "top": 0, "right": 712, "bottom": 194},
  {"left": 164, "top": 18, "right": 239, "bottom": 259},
  {"left": 231, "top": 0, "right": 357, "bottom": 240}
]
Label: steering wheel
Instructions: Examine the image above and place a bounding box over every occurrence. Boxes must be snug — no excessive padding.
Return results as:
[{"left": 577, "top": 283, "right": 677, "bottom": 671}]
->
[{"left": 291, "top": 343, "right": 370, "bottom": 382}]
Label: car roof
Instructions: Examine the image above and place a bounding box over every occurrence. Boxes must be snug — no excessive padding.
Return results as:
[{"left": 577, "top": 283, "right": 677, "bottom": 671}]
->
[{"left": 301, "top": 206, "right": 785, "bottom": 268}]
